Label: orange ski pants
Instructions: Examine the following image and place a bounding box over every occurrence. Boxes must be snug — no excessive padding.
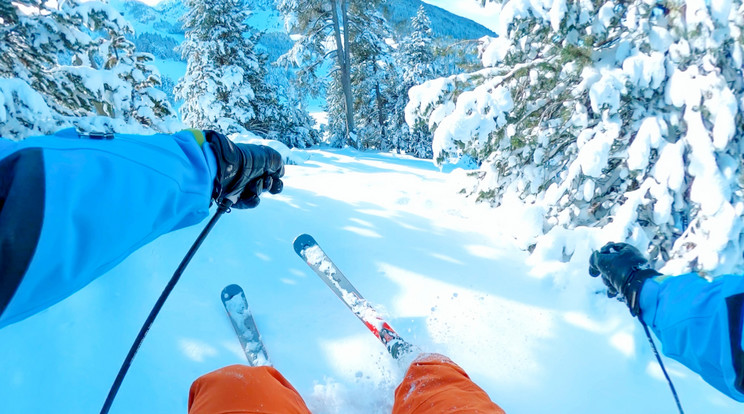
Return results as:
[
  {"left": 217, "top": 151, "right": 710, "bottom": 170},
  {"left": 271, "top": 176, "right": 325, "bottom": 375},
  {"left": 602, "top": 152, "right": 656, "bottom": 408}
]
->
[{"left": 188, "top": 353, "right": 505, "bottom": 414}]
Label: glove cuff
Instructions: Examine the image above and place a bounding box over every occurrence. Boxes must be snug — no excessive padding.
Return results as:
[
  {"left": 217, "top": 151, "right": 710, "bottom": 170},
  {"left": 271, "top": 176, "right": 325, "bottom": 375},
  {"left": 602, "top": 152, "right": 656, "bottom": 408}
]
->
[
  {"left": 624, "top": 268, "right": 662, "bottom": 316},
  {"left": 204, "top": 130, "right": 244, "bottom": 203}
]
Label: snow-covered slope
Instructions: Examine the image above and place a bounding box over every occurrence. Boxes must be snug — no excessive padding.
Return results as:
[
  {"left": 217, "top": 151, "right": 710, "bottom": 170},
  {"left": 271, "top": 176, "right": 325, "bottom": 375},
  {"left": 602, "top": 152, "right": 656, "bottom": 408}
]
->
[{"left": 0, "top": 148, "right": 739, "bottom": 413}]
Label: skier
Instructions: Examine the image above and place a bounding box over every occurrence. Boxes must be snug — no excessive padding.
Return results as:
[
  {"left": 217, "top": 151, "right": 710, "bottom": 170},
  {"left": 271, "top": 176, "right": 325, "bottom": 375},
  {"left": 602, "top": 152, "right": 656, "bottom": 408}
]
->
[
  {"left": 0, "top": 128, "right": 505, "bottom": 413},
  {"left": 590, "top": 242, "right": 744, "bottom": 402},
  {"left": 188, "top": 353, "right": 505, "bottom": 414}
]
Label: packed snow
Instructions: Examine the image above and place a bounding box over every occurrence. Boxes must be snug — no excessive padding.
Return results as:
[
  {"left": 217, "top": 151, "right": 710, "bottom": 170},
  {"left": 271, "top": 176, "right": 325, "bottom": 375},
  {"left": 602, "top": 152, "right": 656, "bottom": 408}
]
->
[{"left": 0, "top": 147, "right": 741, "bottom": 413}]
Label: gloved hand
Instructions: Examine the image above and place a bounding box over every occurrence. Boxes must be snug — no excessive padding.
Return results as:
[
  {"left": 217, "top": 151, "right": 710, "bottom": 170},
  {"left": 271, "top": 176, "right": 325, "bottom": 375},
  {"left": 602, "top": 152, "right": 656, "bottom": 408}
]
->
[
  {"left": 205, "top": 130, "right": 284, "bottom": 209},
  {"left": 589, "top": 242, "right": 661, "bottom": 316}
]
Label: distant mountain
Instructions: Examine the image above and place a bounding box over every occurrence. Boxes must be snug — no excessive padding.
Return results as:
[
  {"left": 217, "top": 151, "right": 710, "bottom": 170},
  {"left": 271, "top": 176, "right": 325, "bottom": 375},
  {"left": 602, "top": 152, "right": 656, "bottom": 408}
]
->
[
  {"left": 116, "top": 0, "right": 495, "bottom": 60},
  {"left": 111, "top": 0, "right": 186, "bottom": 38},
  {"left": 383, "top": 0, "right": 495, "bottom": 39},
  {"left": 113, "top": 0, "right": 493, "bottom": 108}
]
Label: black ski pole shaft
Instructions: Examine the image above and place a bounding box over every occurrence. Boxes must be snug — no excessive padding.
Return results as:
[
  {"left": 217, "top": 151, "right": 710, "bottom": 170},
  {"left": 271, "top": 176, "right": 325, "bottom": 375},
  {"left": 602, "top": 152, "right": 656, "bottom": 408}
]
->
[
  {"left": 640, "top": 319, "right": 684, "bottom": 414},
  {"left": 100, "top": 200, "right": 232, "bottom": 414}
]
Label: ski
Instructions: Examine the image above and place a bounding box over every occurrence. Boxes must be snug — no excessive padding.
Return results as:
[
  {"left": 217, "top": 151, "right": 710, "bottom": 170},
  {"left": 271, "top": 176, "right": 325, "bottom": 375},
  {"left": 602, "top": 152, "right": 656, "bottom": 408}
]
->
[
  {"left": 221, "top": 284, "right": 271, "bottom": 366},
  {"left": 293, "top": 233, "right": 414, "bottom": 359}
]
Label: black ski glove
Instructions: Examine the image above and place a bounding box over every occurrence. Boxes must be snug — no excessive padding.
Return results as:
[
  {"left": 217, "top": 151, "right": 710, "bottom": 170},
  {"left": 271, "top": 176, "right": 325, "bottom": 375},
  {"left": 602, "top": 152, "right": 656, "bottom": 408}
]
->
[
  {"left": 205, "top": 130, "right": 284, "bottom": 209},
  {"left": 589, "top": 242, "right": 661, "bottom": 317}
]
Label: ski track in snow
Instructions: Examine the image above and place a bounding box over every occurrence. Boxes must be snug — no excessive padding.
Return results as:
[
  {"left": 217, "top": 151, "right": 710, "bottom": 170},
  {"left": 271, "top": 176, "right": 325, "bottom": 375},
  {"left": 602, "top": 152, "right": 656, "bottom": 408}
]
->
[{"left": 0, "top": 148, "right": 741, "bottom": 413}]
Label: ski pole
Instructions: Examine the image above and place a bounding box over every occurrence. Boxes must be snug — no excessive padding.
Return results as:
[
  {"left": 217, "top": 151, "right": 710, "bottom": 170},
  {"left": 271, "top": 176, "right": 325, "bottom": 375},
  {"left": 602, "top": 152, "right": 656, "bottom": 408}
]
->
[
  {"left": 639, "top": 318, "right": 684, "bottom": 414},
  {"left": 100, "top": 200, "right": 232, "bottom": 414}
]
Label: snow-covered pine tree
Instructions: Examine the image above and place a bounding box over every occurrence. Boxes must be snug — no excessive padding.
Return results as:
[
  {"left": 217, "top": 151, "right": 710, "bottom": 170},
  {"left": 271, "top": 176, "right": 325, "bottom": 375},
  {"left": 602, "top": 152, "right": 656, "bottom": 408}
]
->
[
  {"left": 407, "top": 0, "right": 744, "bottom": 275},
  {"left": 325, "top": 73, "right": 349, "bottom": 147},
  {"left": 97, "top": 33, "right": 175, "bottom": 130},
  {"left": 279, "top": 0, "right": 386, "bottom": 147},
  {"left": 389, "top": 5, "right": 437, "bottom": 158},
  {"left": 175, "top": 0, "right": 263, "bottom": 134},
  {"left": 432, "top": 39, "right": 483, "bottom": 78},
  {"left": 351, "top": 11, "right": 395, "bottom": 150},
  {"left": 254, "top": 56, "right": 319, "bottom": 147},
  {"left": 278, "top": 0, "right": 354, "bottom": 145},
  {"left": 0, "top": 0, "right": 177, "bottom": 139},
  {"left": 0, "top": 0, "right": 14, "bottom": 24},
  {"left": 402, "top": 5, "right": 436, "bottom": 85},
  {"left": 158, "top": 75, "right": 178, "bottom": 106},
  {"left": 177, "top": 0, "right": 315, "bottom": 146},
  {"left": 236, "top": 0, "right": 318, "bottom": 147},
  {"left": 0, "top": 0, "right": 64, "bottom": 137}
]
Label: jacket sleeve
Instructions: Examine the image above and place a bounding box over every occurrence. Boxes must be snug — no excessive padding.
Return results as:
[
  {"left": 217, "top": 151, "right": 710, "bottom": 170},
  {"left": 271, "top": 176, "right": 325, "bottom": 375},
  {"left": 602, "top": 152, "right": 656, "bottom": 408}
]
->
[
  {"left": 0, "top": 129, "right": 217, "bottom": 329},
  {"left": 639, "top": 272, "right": 744, "bottom": 401}
]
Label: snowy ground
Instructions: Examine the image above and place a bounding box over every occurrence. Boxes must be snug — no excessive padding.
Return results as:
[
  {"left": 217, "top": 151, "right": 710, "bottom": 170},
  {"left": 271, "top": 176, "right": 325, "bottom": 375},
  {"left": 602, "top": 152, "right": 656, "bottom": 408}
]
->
[{"left": 0, "top": 147, "right": 741, "bottom": 413}]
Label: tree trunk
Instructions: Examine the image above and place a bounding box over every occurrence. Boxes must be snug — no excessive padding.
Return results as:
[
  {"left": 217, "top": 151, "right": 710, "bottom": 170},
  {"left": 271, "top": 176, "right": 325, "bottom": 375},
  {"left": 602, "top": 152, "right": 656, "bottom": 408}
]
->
[
  {"left": 373, "top": 61, "right": 387, "bottom": 149},
  {"left": 329, "top": 0, "right": 355, "bottom": 146}
]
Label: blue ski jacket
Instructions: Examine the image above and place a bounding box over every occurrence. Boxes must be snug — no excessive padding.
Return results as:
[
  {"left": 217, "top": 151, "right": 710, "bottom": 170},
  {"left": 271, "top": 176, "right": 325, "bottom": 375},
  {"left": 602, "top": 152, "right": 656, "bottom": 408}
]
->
[
  {"left": 640, "top": 272, "right": 744, "bottom": 401},
  {"left": 0, "top": 128, "right": 217, "bottom": 329}
]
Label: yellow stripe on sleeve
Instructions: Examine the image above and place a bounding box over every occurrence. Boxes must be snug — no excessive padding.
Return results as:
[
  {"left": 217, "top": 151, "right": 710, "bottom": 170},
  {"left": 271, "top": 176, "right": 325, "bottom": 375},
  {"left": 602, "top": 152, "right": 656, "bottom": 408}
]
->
[{"left": 186, "top": 129, "right": 206, "bottom": 147}]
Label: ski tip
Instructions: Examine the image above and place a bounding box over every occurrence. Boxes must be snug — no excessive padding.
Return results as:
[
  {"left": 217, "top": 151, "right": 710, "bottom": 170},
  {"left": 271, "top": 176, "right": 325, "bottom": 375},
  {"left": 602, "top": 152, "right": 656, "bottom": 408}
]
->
[
  {"left": 221, "top": 284, "right": 243, "bottom": 302},
  {"left": 292, "top": 233, "right": 317, "bottom": 256}
]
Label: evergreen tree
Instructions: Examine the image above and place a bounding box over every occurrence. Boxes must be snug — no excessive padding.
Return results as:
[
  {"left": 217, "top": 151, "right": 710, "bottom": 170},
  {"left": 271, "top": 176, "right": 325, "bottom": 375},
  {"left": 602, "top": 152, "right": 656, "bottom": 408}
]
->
[
  {"left": 0, "top": 0, "right": 176, "bottom": 138},
  {"left": 389, "top": 5, "right": 437, "bottom": 158},
  {"left": 134, "top": 32, "right": 182, "bottom": 61},
  {"left": 401, "top": 6, "right": 435, "bottom": 85},
  {"left": 177, "top": 0, "right": 316, "bottom": 146},
  {"left": 97, "top": 35, "right": 175, "bottom": 130},
  {"left": 407, "top": 0, "right": 744, "bottom": 274},
  {"left": 0, "top": 0, "right": 16, "bottom": 25},
  {"left": 278, "top": 0, "right": 385, "bottom": 147},
  {"left": 432, "top": 39, "right": 483, "bottom": 77},
  {"left": 255, "top": 53, "right": 319, "bottom": 147},
  {"left": 158, "top": 75, "right": 177, "bottom": 105},
  {"left": 351, "top": 11, "right": 394, "bottom": 150},
  {"left": 279, "top": 0, "right": 353, "bottom": 144},
  {"left": 326, "top": 74, "right": 348, "bottom": 147},
  {"left": 175, "top": 0, "right": 263, "bottom": 134}
]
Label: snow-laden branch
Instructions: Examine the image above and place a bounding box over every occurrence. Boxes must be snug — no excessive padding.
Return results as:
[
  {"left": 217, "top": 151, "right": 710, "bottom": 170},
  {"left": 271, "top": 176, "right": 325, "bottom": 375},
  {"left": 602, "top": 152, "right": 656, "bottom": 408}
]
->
[{"left": 407, "top": 0, "right": 744, "bottom": 276}]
